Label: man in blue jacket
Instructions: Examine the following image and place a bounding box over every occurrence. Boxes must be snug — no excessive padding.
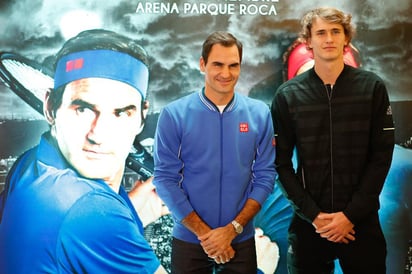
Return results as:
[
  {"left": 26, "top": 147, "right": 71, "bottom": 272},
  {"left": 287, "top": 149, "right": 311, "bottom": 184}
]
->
[
  {"left": 153, "top": 31, "right": 276, "bottom": 273},
  {"left": 0, "top": 29, "right": 166, "bottom": 273}
]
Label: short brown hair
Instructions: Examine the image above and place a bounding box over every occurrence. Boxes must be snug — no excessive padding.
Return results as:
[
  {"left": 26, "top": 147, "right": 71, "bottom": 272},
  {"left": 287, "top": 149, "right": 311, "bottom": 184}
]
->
[
  {"left": 201, "top": 31, "right": 243, "bottom": 64},
  {"left": 299, "top": 7, "right": 355, "bottom": 44}
]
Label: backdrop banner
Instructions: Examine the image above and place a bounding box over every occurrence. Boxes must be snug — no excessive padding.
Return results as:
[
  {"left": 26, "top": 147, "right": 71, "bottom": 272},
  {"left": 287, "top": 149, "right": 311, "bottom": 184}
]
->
[{"left": 0, "top": 1, "right": 411, "bottom": 274}]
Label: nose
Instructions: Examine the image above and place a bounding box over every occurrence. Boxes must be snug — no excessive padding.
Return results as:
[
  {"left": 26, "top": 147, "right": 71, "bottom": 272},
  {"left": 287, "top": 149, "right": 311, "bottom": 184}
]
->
[
  {"left": 87, "top": 113, "right": 113, "bottom": 145},
  {"left": 325, "top": 32, "right": 333, "bottom": 42},
  {"left": 220, "top": 65, "right": 231, "bottom": 78}
]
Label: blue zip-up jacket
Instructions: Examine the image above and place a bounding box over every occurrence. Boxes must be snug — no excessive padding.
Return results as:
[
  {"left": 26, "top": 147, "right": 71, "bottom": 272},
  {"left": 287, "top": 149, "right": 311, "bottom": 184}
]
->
[
  {"left": 153, "top": 90, "right": 276, "bottom": 243},
  {"left": 0, "top": 132, "right": 160, "bottom": 273}
]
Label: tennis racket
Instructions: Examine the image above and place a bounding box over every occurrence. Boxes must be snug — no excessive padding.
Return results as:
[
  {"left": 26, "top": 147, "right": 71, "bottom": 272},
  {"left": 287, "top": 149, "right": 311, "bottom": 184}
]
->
[{"left": 0, "top": 51, "right": 154, "bottom": 180}]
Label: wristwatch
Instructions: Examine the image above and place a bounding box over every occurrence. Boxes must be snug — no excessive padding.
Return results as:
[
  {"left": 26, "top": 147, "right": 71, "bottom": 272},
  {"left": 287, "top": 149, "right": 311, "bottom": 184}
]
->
[{"left": 231, "top": 220, "right": 243, "bottom": 234}]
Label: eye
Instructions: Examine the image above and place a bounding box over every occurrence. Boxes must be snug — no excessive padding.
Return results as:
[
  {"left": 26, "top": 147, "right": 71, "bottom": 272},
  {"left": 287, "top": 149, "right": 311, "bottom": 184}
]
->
[
  {"left": 75, "top": 106, "right": 95, "bottom": 119},
  {"left": 76, "top": 106, "right": 91, "bottom": 115},
  {"left": 115, "top": 108, "right": 135, "bottom": 118}
]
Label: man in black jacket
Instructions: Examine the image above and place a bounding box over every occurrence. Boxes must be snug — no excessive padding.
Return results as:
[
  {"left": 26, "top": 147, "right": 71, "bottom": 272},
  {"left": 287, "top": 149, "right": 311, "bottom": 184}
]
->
[{"left": 271, "top": 7, "right": 395, "bottom": 274}]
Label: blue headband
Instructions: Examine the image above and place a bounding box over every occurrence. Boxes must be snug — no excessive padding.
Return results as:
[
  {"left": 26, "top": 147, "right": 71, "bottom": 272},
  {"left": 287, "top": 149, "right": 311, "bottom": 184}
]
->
[{"left": 54, "top": 49, "right": 148, "bottom": 99}]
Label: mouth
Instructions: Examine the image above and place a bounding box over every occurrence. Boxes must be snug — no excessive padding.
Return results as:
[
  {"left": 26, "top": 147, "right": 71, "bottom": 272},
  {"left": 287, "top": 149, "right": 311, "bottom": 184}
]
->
[
  {"left": 83, "top": 149, "right": 111, "bottom": 160},
  {"left": 217, "top": 78, "right": 233, "bottom": 85}
]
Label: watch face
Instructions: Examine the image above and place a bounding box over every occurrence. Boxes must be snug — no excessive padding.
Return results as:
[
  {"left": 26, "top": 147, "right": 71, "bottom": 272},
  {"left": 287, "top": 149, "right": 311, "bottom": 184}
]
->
[{"left": 232, "top": 221, "right": 243, "bottom": 234}]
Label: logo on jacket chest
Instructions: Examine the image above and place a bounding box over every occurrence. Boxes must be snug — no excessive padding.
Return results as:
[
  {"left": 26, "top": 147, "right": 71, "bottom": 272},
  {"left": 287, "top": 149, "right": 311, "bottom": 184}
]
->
[{"left": 239, "top": 122, "right": 249, "bottom": 133}]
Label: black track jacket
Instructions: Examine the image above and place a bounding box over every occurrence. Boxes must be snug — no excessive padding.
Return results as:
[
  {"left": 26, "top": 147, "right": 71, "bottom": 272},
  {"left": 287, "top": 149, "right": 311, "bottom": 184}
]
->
[{"left": 271, "top": 65, "right": 395, "bottom": 225}]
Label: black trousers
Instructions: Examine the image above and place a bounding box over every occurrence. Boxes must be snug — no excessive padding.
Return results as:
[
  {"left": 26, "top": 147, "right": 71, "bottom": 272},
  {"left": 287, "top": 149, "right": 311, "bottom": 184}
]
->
[
  {"left": 171, "top": 237, "right": 257, "bottom": 274},
  {"left": 287, "top": 213, "right": 386, "bottom": 274}
]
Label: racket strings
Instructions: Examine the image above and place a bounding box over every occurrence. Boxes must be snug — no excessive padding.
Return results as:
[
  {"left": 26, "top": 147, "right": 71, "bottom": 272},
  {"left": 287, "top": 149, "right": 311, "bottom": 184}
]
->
[{"left": 3, "top": 59, "right": 53, "bottom": 101}]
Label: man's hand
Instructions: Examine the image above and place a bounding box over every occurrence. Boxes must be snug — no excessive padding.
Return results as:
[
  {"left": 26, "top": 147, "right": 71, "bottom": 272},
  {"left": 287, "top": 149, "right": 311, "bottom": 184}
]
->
[
  {"left": 128, "top": 177, "right": 169, "bottom": 226},
  {"left": 312, "top": 212, "right": 331, "bottom": 230},
  {"left": 198, "top": 224, "right": 236, "bottom": 264},
  {"left": 182, "top": 198, "right": 261, "bottom": 265},
  {"left": 314, "top": 212, "right": 355, "bottom": 244}
]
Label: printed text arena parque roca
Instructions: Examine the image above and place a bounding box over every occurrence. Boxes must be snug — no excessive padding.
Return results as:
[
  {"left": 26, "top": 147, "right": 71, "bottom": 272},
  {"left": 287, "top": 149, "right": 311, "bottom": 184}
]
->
[{"left": 135, "top": 2, "right": 279, "bottom": 16}]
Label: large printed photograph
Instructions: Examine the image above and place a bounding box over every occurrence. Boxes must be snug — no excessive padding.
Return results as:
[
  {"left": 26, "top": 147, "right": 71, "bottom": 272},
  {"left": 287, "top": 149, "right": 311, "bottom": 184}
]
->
[{"left": 0, "top": 0, "right": 411, "bottom": 273}]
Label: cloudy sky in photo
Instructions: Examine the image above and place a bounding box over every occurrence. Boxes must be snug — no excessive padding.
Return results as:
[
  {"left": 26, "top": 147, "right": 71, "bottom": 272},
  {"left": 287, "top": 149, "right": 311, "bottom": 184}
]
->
[{"left": 0, "top": 0, "right": 411, "bottom": 119}]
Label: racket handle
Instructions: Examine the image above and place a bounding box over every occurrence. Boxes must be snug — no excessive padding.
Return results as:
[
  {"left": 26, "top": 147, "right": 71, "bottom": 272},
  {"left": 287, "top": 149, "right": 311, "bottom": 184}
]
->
[{"left": 126, "top": 145, "right": 154, "bottom": 181}]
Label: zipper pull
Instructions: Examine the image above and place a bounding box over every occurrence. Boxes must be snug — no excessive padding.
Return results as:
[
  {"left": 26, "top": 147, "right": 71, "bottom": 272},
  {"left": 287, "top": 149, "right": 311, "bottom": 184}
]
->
[{"left": 325, "top": 84, "right": 333, "bottom": 99}]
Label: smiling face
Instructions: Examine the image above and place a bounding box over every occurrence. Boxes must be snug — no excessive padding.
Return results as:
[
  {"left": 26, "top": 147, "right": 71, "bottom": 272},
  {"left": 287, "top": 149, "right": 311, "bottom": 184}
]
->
[
  {"left": 200, "top": 43, "right": 241, "bottom": 104},
  {"left": 51, "top": 78, "right": 143, "bottom": 187},
  {"left": 307, "top": 17, "right": 349, "bottom": 64}
]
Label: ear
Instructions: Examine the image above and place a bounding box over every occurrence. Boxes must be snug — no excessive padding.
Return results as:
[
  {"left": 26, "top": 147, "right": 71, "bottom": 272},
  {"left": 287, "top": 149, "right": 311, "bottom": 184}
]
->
[
  {"left": 305, "top": 38, "right": 313, "bottom": 50},
  {"left": 142, "top": 100, "right": 150, "bottom": 120},
  {"left": 199, "top": 56, "right": 205, "bottom": 72},
  {"left": 135, "top": 100, "right": 150, "bottom": 136},
  {"left": 43, "top": 91, "right": 55, "bottom": 125}
]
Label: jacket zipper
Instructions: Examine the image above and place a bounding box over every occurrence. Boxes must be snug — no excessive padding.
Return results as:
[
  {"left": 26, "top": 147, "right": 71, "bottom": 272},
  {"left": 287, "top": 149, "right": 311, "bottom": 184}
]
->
[
  {"left": 325, "top": 84, "right": 334, "bottom": 211},
  {"left": 219, "top": 110, "right": 224, "bottom": 225}
]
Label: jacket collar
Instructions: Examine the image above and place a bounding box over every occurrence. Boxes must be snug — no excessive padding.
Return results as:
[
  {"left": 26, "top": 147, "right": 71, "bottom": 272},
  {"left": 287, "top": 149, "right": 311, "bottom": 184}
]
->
[{"left": 199, "top": 87, "right": 236, "bottom": 112}]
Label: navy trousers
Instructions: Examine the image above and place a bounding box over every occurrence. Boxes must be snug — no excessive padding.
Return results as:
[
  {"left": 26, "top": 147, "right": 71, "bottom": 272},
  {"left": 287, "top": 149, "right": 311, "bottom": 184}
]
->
[
  {"left": 287, "top": 213, "right": 386, "bottom": 274},
  {"left": 171, "top": 237, "right": 257, "bottom": 274}
]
